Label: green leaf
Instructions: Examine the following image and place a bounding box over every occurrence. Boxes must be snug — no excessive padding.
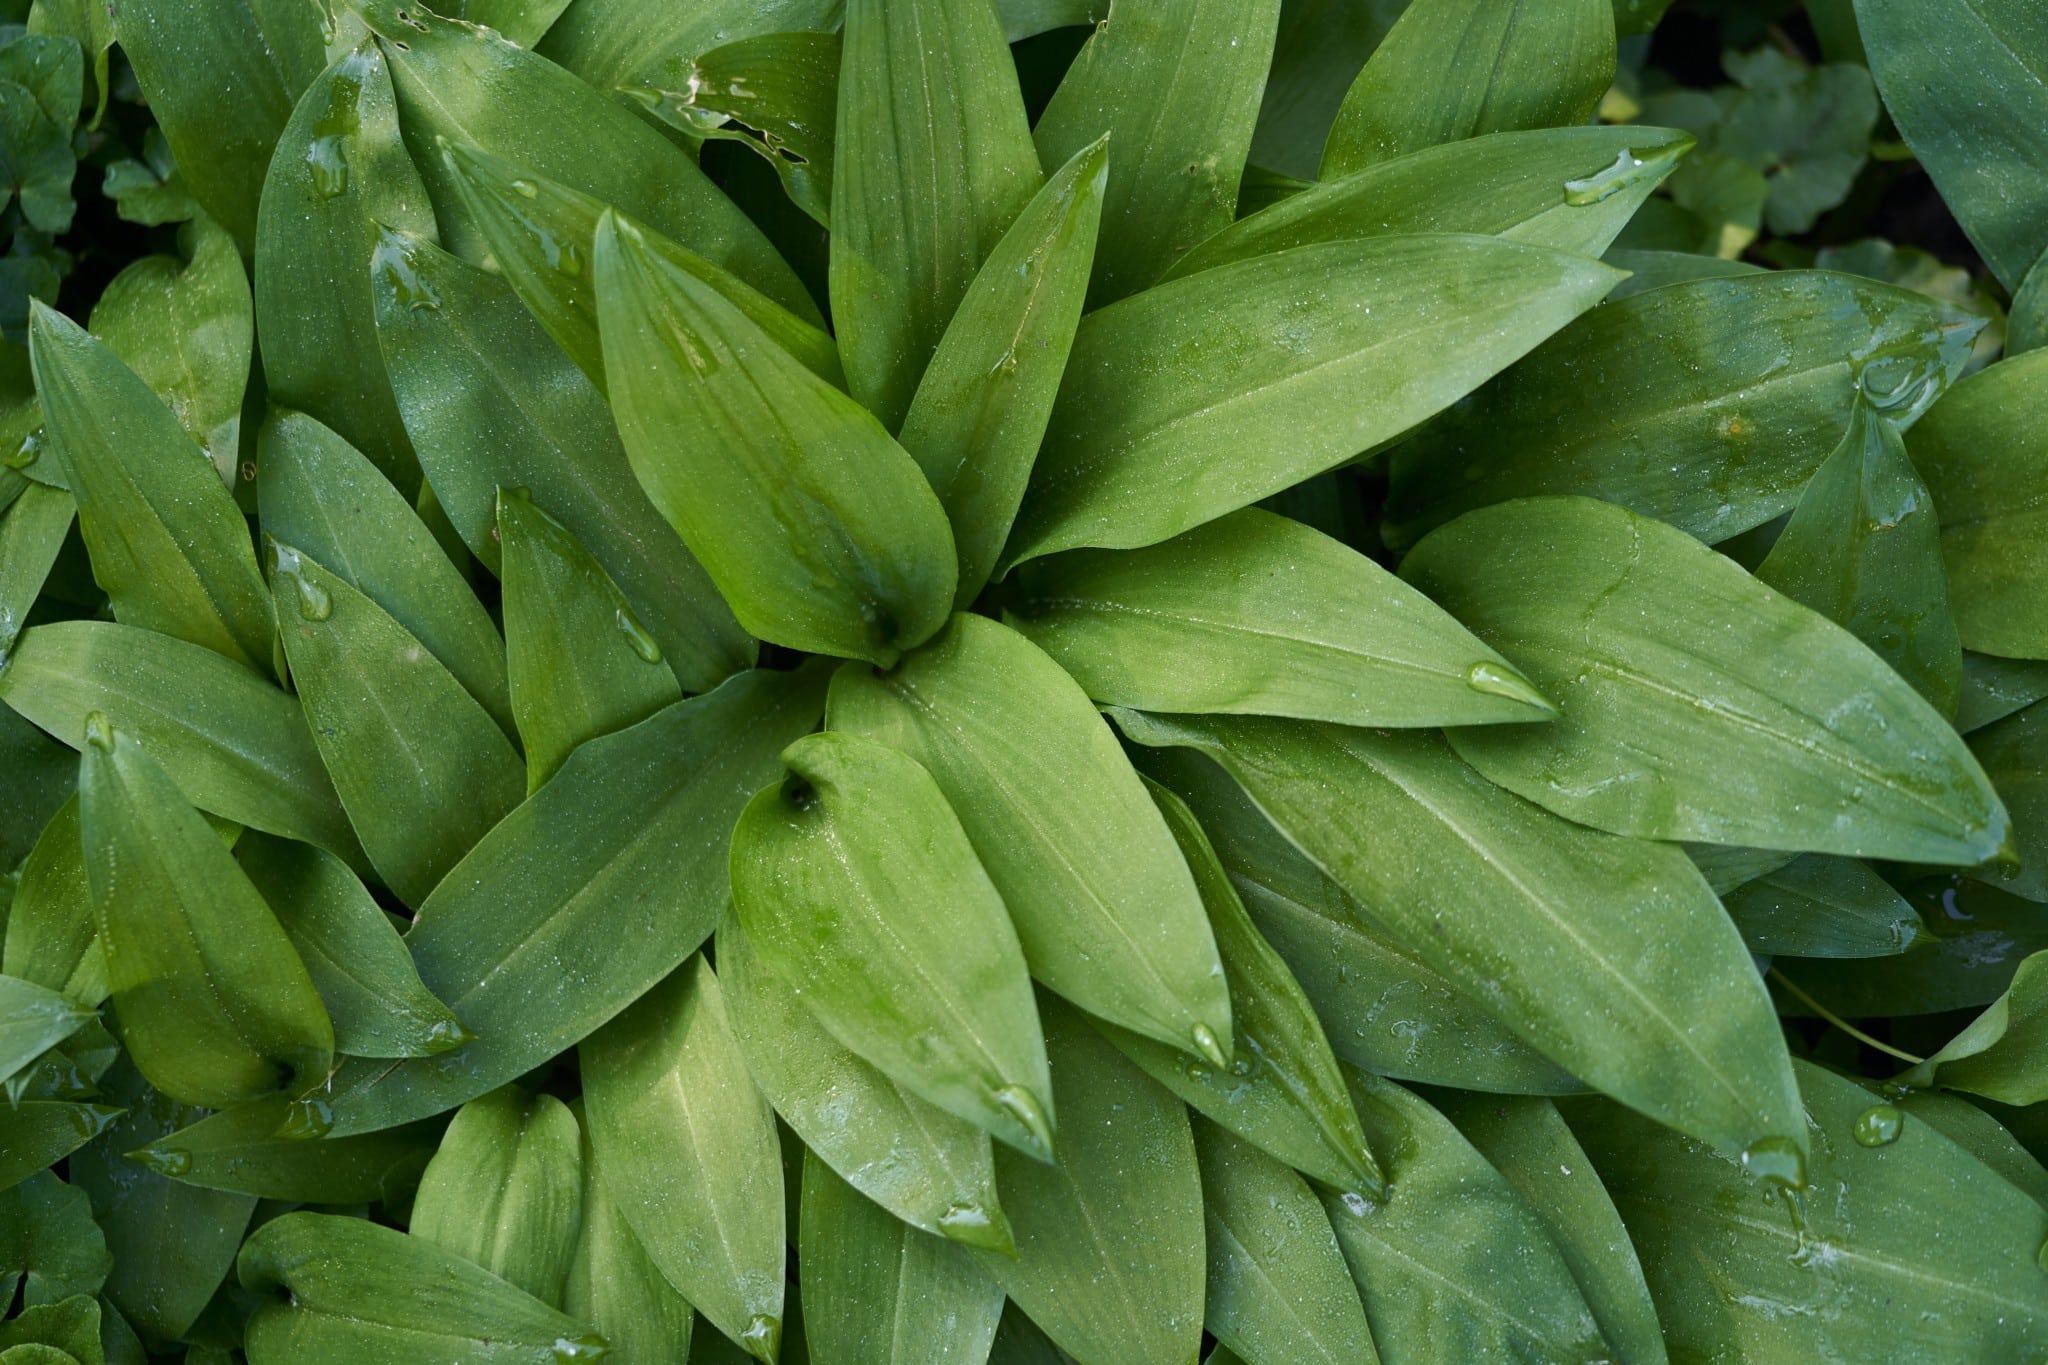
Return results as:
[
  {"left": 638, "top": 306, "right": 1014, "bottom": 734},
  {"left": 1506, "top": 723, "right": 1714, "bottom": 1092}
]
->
[
  {"left": 1755, "top": 400, "right": 1961, "bottom": 713},
  {"left": 1032, "top": 0, "right": 1280, "bottom": 305},
  {"left": 0, "top": 482, "right": 72, "bottom": 663},
  {"left": 1384, "top": 271, "right": 1982, "bottom": 549},
  {"left": 1854, "top": 0, "right": 2048, "bottom": 290},
  {"left": 1569, "top": 1059, "right": 2048, "bottom": 1361},
  {"left": 1917, "top": 950, "right": 2048, "bottom": 1106},
  {"left": 730, "top": 729, "right": 1054, "bottom": 1160},
  {"left": 0, "top": 1104, "right": 121, "bottom": 1194},
  {"left": 1779, "top": 876, "right": 2048, "bottom": 1018},
  {"left": 1008, "top": 506, "right": 1554, "bottom": 728},
  {"left": 582, "top": 956, "right": 784, "bottom": 1363},
  {"left": 536, "top": 0, "right": 841, "bottom": 113},
  {"left": 0, "top": 1174, "right": 109, "bottom": 1306},
  {"left": 830, "top": 0, "right": 1041, "bottom": 428},
  {"left": 412, "top": 1088, "right": 584, "bottom": 1308},
  {"left": 1175, "top": 126, "right": 1689, "bottom": 282},
  {"left": 255, "top": 41, "right": 436, "bottom": 493},
  {"left": 498, "top": 488, "right": 680, "bottom": 793},
  {"left": 0, "top": 1294, "right": 102, "bottom": 1364},
  {"left": 1893, "top": 1090, "right": 2048, "bottom": 1206},
  {"left": 1003, "top": 234, "right": 1620, "bottom": 565},
  {"left": 2011, "top": 249, "right": 2048, "bottom": 355},
  {"left": 237, "top": 1212, "right": 607, "bottom": 1363},
  {"left": 1112, "top": 708, "right": 1804, "bottom": 1163},
  {"left": 1102, "top": 778, "right": 1379, "bottom": 1194},
  {"left": 235, "top": 831, "right": 468, "bottom": 1058},
  {"left": 369, "top": 226, "right": 754, "bottom": 690},
  {"left": 1249, "top": 0, "right": 1411, "bottom": 179},
  {"left": 270, "top": 544, "right": 525, "bottom": 907},
  {"left": 258, "top": 410, "right": 511, "bottom": 735},
  {"left": 565, "top": 1134, "right": 695, "bottom": 1365},
  {"left": 897, "top": 137, "right": 1106, "bottom": 607},
  {"left": 0, "top": 35, "right": 81, "bottom": 235},
  {"left": 1429, "top": 1091, "right": 1667, "bottom": 1365},
  {"left": 1602, "top": 246, "right": 1765, "bottom": 298},
  {"left": 27, "top": 304, "right": 276, "bottom": 674},
  {"left": 717, "top": 903, "right": 1012, "bottom": 1252},
  {"left": 1322, "top": 0, "right": 1614, "bottom": 177},
  {"left": 1, "top": 799, "right": 102, "bottom": 1006},
  {"left": 596, "top": 211, "right": 957, "bottom": 664},
  {"left": 972, "top": 996, "right": 1204, "bottom": 1365},
  {"left": 99, "top": 129, "right": 200, "bottom": 228},
  {"left": 0, "top": 974, "right": 91, "bottom": 1086},
  {"left": 1402, "top": 497, "right": 2010, "bottom": 863},
  {"left": 797, "top": 1151, "right": 1005, "bottom": 1365},
  {"left": 1910, "top": 348, "right": 2048, "bottom": 660},
  {"left": 319, "top": 664, "right": 825, "bottom": 1137},
  {"left": 128, "top": 1095, "right": 437, "bottom": 1204},
  {"left": 437, "top": 0, "right": 572, "bottom": 46},
  {"left": 829, "top": 613, "right": 1230, "bottom": 1063},
  {"left": 0, "top": 702, "right": 72, "bottom": 875},
  {"left": 1194, "top": 1119, "right": 1379, "bottom": 1365},
  {"left": 1137, "top": 743, "right": 1581, "bottom": 1095},
  {"left": 1723, "top": 854, "right": 1927, "bottom": 960},
  {"left": 1958, "top": 652, "right": 2048, "bottom": 734},
  {"left": 0, "top": 621, "right": 363, "bottom": 867},
  {"left": 1969, "top": 700, "right": 2048, "bottom": 900}
]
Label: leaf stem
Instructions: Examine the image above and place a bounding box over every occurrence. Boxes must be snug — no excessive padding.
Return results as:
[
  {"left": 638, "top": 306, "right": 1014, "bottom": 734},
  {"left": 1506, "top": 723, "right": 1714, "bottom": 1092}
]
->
[{"left": 1769, "top": 968, "right": 1925, "bottom": 1065}]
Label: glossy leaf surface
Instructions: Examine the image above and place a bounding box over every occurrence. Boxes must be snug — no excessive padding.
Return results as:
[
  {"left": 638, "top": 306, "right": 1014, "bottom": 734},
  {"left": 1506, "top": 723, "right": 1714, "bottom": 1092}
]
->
[
  {"left": 131, "top": 1096, "right": 437, "bottom": 1204},
  {"left": 565, "top": 1135, "right": 695, "bottom": 1365},
  {"left": 1722, "top": 854, "right": 1926, "bottom": 960},
  {"left": 412, "top": 1088, "right": 584, "bottom": 1308}
]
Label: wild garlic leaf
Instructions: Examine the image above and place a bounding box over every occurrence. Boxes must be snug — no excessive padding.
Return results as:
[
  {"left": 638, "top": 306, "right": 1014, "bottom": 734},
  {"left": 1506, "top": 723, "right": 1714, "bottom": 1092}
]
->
[
  {"left": 1003, "top": 235, "right": 1621, "bottom": 565},
  {"left": 1917, "top": 950, "right": 2048, "bottom": 1107},
  {"left": 1965, "top": 700, "right": 2048, "bottom": 901},
  {"left": 1321, "top": 0, "right": 1615, "bottom": 177},
  {"left": 581, "top": 956, "right": 785, "bottom": 1364},
  {"left": 1, "top": 799, "right": 102, "bottom": 1007},
  {"left": 0, "top": 976, "right": 91, "bottom": 1089},
  {"left": 1249, "top": 0, "right": 1409, "bottom": 179},
  {"left": 1403, "top": 497, "right": 2010, "bottom": 863},
  {"left": 730, "top": 730, "right": 1055, "bottom": 1161},
  {"left": 411, "top": 1087, "right": 584, "bottom": 1309},
  {"left": 130, "top": 1097, "right": 439, "bottom": 1204},
  {"left": 0, "top": 483, "right": 72, "bottom": 663},
  {"left": 1958, "top": 652, "right": 2048, "bottom": 734},
  {"left": 0, "top": 1104, "right": 121, "bottom": 1194},
  {"left": 564, "top": 1135, "right": 696, "bottom": 1365},
  {"left": 1776, "top": 877, "right": 2048, "bottom": 1019},
  {"left": 1721, "top": 854, "right": 1926, "bottom": 960},
  {"left": 536, "top": 0, "right": 842, "bottom": 107},
  {"left": 1891, "top": 1090, "right": 2048, "bottom": 1207}
]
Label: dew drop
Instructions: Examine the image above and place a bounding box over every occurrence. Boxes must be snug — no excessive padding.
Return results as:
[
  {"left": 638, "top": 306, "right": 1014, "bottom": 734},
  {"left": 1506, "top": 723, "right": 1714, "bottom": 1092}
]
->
[
  {"left": 615, "top": 607, "right": 663, "bottom": 664},
  {"left": 551, "top": 1337, "right": 609, "bottom": 1363},
  {"left": 83, "top": 711, "right": 114, "bottom": 753},
  {"left": 295, "top": 575, "right": 334, "bottom": 622},
  {"left": 305, "top": 136, "right": 349, "bottom": 199},
  {"left": 1190, "top": 1022, "right": 1231, "bottom": 1069},
  {"left": 135, "top": 1145, "right": 192, "bottom": 1176},
  {"left": 1563, "top": 148, "right": 1649, "bottom": 206},
  {"left": 1853, "top": 1103, "right": 1904, "bottom": 1147},
  {"left": 737, "top": 1314, "right": 780, "bottom": 1365},
  {"left": 994, "top": 1085, "right": 1055, "bottom": 1159},
  {"left": 276, "top": 1096, "right": 334, "bottom": 1140},
  {"left": 1741, "top": 1135, "right": 1808, "bottom": 1189},
  {"left": 3, "top": 429, "right": 41, "bottom": 469},
  {"left": 509, "top": 178, "right": 539, "bottom": 199},
  {"left": 937, "top": 1201, "right": 1013, "bottom": 1252},
  {"left": 424, "top": 1017, "right": 475, "bottom": 1054}
]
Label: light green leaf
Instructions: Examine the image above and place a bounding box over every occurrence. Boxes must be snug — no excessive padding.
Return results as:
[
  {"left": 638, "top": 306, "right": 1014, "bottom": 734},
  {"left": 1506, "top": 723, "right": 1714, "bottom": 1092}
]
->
[
  {"left": 129, "top": 1095, "right": 437, "bottom": 1204},
  {"left": 1008, "top": 507, "right": 1553, "bottom": 728},
  {"left": 1004, "top": 234, "right": 1620, "bottom": 565},
  {"left": 536, "top": 0, "right": 841, "bottom": 114},
  {"left": 0, "top": 482, "right": 72, "bottom": 663},
  {"left": 898, "top": 137, "right": 1106, "bottom": 607},
  {"left": 582, "top": 956, "right": 784, "bottom": 1364},
  {"left": 565, "top": 1132, "right": 695, "bottom": 1365},
  {"left": 0, "top": 1173, "right": 109, "bottom": 1305},
  {"left": 0, "top": 975, "right": 91, "bottom": 1087},
  {"left": 1723, "top": 854, "right": 1927, "bottom": 960},
  {"left": 1112, "top": 708, "right": 1803, "bottom": 1163},
  {"left": 370, "top": 226, "right": 754, "bottom": 690},
  {"left": 27, "top": 304, "right": 275, "bottom": 674},
  {"left": 1032, "top": 0, "right": 1280, "bottom": 305},
  {"left": 1916, "top": 950, "right": 2048, "bottom": 1106},
  {"left": 238, "top": 1213, "right": 606, "bottom": 1364},
  {"left": 0, "top": 1292, "right": 102, "bottom": 1364},
  {"left": 1, "top": 800, "right": 101, "bottom": 1006},
  {"left": 1968, "top": 700, "right": 2048, "bottom": 900},
  {"left": 1958, "top": 652, "right": 2048, "bottom": 734},
  {"left": 0, "top": 1105, "right": 121, "bottom": 1194},
  {"left": 972, "top": 996, "right": 1204, "bottom": 1365},
  {"left": 717, "top": 903, "right": 1012, "bottom": 1252},
  {"left": 829, "top": 613, "right": 1230, "bottom": 1063},
  {"left": 412, "top": 1088, "right": 584, "bottom": 1308},
  {"left": 798, "top": 1151, "right": 1005, "bottom": 1365},
  {"left": 1195, "top": 1119, "right": 1379, "bottom": 1365},
  {"left": 596, "top": 211, "right": 957, "bottom": 665},
  {"left": 1402, "top": 497, "right": 2010, "bottom": 863},
  {"left": 1384, "top": 271, "right": 1981, "bottom": 549}
]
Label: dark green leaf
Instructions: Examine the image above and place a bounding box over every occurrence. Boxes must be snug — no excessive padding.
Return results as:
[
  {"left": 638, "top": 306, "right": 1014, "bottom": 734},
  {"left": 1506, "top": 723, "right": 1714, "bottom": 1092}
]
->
[
  {"left": 129, "top": 1096, "right": 437, "bottom": 1204},
  {"left": 565, "top": 1133, "right": 695, "bottom": 1365},
  {"left": 1968, "top": 699, "right": 2048, "bottom": 900},
  {"left": 536, "top": 0, "right": 841, "bottom": 113},
  {"left": 1723, "top": 854, "right": 1927, "bottom": 959},
  {"left": 412, "top": 1088, "right": 583, "bottom": 1308},
  {"left": 1, "top": 798, "right": 101, "bottom": 1005},
  {"left": 1779, "top": 877, "right": 2048, "bottom": 1017},
  {"left": 1919, "top": 949, "right": 2048, "bottom": 1106},
  {"left": 0, "top": 974, "right": 91, "bottom": 1086},
  {"left": 0, "top": 1294, "right": 102, "bottom": 1364},
  {"left": 1601, "top": 246, "right": 1764, "bottom": 299},
  {"left": 1958, "top": 652, "right": 2048, "bottom": 734},
  {"left": 1250, "top": 0, "right": 1410, "bottom": 179},
  {"left": 0, "top": 34, "right": 81, "bottom": 235},
  {"left": 0, "top": 482, "right": 72, "bottom": 663},
  {"left": 0, "top": 1174, "right": 109, "bottom": 1306},
  {"left": 0, "top": 1104, "right": 121, "bottom": 1194}
]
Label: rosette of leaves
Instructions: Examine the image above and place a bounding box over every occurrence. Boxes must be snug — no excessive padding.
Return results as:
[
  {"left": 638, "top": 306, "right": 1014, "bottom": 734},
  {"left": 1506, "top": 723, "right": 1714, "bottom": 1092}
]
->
[{"left": 1, "top": 0, "right": 2047, "bottom": 1362}]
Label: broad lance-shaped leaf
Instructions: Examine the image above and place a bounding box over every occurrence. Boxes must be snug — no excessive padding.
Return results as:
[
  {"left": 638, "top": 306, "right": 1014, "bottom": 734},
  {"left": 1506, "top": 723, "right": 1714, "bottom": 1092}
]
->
[
  {"left": 321, "top": 665, "right": 826, "bottom": 1137},
  {"left": 126, "top": 1096, "right": 439, "bottom": 1203},
  {"left": 798, "top": 1152, "right": 1006, "bottom": 1365},
  {"left": 1567, "top": 1060, "right": 2048, "bottom": 1362},
  {"left": 440, "top": 142, "right": 842, "bottom": 395},
  {"left": 717, "top": 904, "right": 1013, "bottom": 1252},
  {"left": 0, "top": 976, "right": 92, "bottom": 1087},
  {"left": 972, "top": 996, "right": 1204, "bottom": 1365},
  {"left": 0, "top": 1103, "right": 122, "bottom": 1193},
  {"left": 1105, "top": 778, "right": 1380, "bottom": 1195},
  {"left": 270, "top": 544, "right": 525, "bottom": 907},
  {"left": 1003, "top": 234, "right": 1620, "bottom": 565},
  {"left": 235, "top": 832, "right": 469, "bottom": 1058},
  {"left": 27, "top": 303, "right": 275, "bottom": 674},
  {"left": 1321, "top": 0, "right": 1614, "bottom": 177},
  {"left": 255, "top": 40, "right": 434, "bottom": 491},
  {"left": 1195, "top": 1120, "right": 1380, "bottom": 1365},
  {"left": 1893, "top": 1090, "right": 2048, "bottom": 1210},
  {"left": 370, "top": 227, "right": 754, "bottom": 690},
  {"left": 1138, "top": 743, "right": 1580, "bottom": 1095},
  {"left": 0, "top": 482, "right": 73, "bottom": 663},
  {"left": 1968, "top": 700, "right": 2048, "bottom": 901},
  {"left": 258, "top": 410, "right": 511, "bottom": 736},
  {"left": 1428, "top": 1092, "right": 1668, "bottom": 1365},
  {"left": 498, "top": 489, "right": 680, "bottom": 793},
  {"left": 0, "top": 621, "right": 363, "bottom": 868},
  {"left": 1008, "top": 507, "right": 1555, "bottom": 728},
  {"left": 596, "top": 211, "right": 957, "bottom": 666},
  {"left": 79, "top": 718, "right": 332, "bottom": 1109},
  {"left": 831, "top": 0, "right": 1041, "bottom": 429},
  {"left": 1247, "top": 0, "right": 1402, "bottom": 179},
  {"left": 1910, "top": 347, "right": 2048, "bottom": 661},
  {"left": 1170, "top": 126, "right": 1691, "bottom": 281},
  {"left": 2, "top": 800, "right": 103, "bottom": 1010},
  {"left": 1915, "top": 950, "right": 2048, "bottom": 1106},
  {"left": 829, "top": 613, "right": 1231, "bottom": 1065},
  {"left": 1383, "top": 271, "right": 1982, "bottom": 550},
  {"left": 582, "top": 956, "right": 784, "bottom": 1363},
  {"left": 1757, "top": 398, "right": 1961, "bottom": 714},
  {"left": 238, "top": 1213, "right": 607, "bottom": 1363},
  {"left": 1112, "top": 708, "right": 1805, "bottom": 1166},
  {"left": 898, "top": 137, "right": 1106, "bottom": 608},
  {"left": 1402, "top": 497, "right": 2010, "bottom": 863},
  {"left": 1324, "top": 1069, "right": 1607, "bottom": 1362},
  {"left": 565, "top": 1129, "right": 695, "bottom": 1365},
  {"left": 1722, "top": 855, "right": 1927, "bottom": 961},
  {"left": 1959, "top": 652, "right": 2048, "bottom": 734},
  {"left": 1032, "top": 0, "right": 1280, "bottom": 305},
  {"left": 730, "top": 730, "right": 1055, "bottom": 1160},
  {"left": 352, "top": 0, "right": 815, "bottom": 325},
  {"left": 536, "top": 0, "right": 840, "bottom": 98},
  {"left": 412, "top": 1088, "right": 583, "bottom": 1309}
]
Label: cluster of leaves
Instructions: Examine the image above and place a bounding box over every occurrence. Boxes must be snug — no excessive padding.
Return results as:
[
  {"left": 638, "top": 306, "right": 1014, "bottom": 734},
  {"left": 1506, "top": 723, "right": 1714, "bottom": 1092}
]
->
[{"left": 1, "top": 0, "right": 2047, "bottom": 1362}]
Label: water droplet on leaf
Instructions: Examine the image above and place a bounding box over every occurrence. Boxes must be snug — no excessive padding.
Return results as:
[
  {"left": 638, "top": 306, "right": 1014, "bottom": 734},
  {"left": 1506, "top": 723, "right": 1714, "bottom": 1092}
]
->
[
  {"left": 1741, "top": 1135, "right": 1808, "bottom": 1189},
  {"left": 1853, "top": 1103, "right": 1904, "bottom": 1147}
]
